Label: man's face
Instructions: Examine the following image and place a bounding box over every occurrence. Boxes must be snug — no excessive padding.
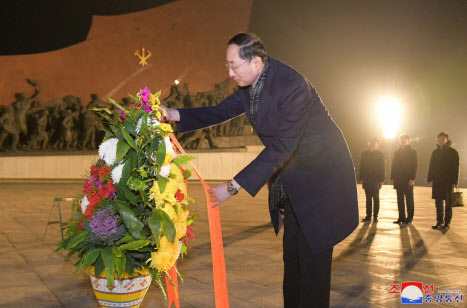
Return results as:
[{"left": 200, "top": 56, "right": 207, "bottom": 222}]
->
[
  {"left": 226, "top": 44, "right": 262, "bottom": 87},
  {"left": 369, "top": 142, "right": 379, "bottom": 151},
  {"left": 400, "top": 136, "right": 410, "bottom": 147},
  {"left": 437, "top": 136, "right": 448, "bottom": 147}
]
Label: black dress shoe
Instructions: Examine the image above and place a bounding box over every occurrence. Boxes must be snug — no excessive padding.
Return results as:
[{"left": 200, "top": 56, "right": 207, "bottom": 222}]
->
[
  {"left": 443, "top": 223, "right": 450, "bottom": 229},
  {"left": 373, "top": 217, "right": 378, "bottom": 222},
  {"left": 405, "top": 219, "right": 413, "bottom": 224},
  {"left": 362, "top": 216, "right": 371, "bottom": 222},
  {"left": 393, "top": 219, "right": 404, "bottom": 224},
  {"left": 432, "top": 223, "right": 443, "bottom": 229}
]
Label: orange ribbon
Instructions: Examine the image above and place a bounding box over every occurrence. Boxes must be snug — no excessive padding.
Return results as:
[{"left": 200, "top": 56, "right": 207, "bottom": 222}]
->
[
  {"left": 166, "top": 262, "right": 179, "bottom": 308},
  {"left": 169, "top": 133, "right": 230, "bottom": 308}
]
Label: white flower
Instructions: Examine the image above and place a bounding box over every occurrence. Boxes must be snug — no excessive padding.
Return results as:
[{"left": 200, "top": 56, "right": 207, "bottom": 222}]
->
[
  {"left": 164, "top": 136, "right": 174, "bottom": 156},
  {"left": 159, "top": 163, "right": 171, "bottom": 177},
  {"left": 80, "top": 195, "right": 90, "bottom": 214},
  {"left": 136, "top": 116, "right": 161, "bottom": 135},
  {"left": 98, "top": 138, "right": 119, "bottom": 166},
  {"left": 111, "top": 163, "right": 124, "bottom": 184}
]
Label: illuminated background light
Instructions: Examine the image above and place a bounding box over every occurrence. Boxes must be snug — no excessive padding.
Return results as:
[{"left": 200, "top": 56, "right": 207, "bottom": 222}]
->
[{"left": 376, "top": 96, "right": 403, "bottom": 139}]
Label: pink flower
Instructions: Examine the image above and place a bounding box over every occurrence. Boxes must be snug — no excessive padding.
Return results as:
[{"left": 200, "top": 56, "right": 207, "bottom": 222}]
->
[{"left": 140, "top": 87, "right": 150, "bottom": 103}]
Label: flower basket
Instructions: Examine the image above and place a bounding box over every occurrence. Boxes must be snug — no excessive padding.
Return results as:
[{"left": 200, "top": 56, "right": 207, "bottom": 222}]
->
[
  {"left": 89, "top": 267, "right": 151, "bottom": 308},
  {"left": 55, "top": 87, "right": 197, "bottom": 306}
]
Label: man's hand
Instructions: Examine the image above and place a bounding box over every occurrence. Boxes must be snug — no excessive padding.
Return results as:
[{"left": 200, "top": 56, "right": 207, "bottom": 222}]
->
[
  {"left": 409, "top": 180, "right": 415, "bottom": 187},
  {"left": 160, "top": 105, "right": 180, "bottom": 122},
  {"left": 208, "top": 182, "right": 232, "bottom": 208}
]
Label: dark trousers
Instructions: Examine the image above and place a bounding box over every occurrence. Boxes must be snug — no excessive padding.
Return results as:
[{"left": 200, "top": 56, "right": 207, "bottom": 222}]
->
[
  {"left": 435, "top": 192, "right": 453, "bottom": 224},
  {"left": 283, "top": 197, "right": 333, "bottom": 308},
  {"left": 396, "top": 186, "right": 414, "bottom": 221},
  {"left": 364, "top": 188, "right": 380, "bottom": 218}
]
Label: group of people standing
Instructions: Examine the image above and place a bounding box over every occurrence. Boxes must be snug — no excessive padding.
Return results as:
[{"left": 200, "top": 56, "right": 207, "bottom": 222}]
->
[{"left": 359, "top": 132, "right": 460, "bottom": 229}]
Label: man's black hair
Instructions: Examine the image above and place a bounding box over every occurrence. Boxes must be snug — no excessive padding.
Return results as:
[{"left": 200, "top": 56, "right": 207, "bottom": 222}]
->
[{"left": 228, "top": 33, "right": 268, "bottom": 62}]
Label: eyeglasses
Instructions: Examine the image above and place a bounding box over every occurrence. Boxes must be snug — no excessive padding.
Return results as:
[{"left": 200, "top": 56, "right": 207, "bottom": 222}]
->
[{"left": 224, "top": 61, "right": 248, "bottom": 71}]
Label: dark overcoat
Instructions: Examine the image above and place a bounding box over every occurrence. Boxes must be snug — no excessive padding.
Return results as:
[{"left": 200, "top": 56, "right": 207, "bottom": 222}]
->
[
  {"left": 391, "top": 145, "right": 417, "bottom": 189},
  {"left": 427, "top": 145, "right": 460, "bottom": 199},
  {"left": 359, "top": 149, "right": 385, "bottom": 191},
  {"left": 177, "top": 57, "right": 359, "bottom": 255}
]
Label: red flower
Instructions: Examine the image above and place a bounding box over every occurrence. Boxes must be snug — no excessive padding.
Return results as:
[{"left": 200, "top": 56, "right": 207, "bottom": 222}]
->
[
  {"left": 86, "top": 193, "right": 101, "bottom": 217},
  {"left": 90, "top": 165, "right": 99, "bottom": 177},
  {"left": 98, "top": 180, "right": 115, "bottom": 199},
  {"left": 83, "top": 179, "right": 92, "bottom": 194},
  {"left": 98, "top": 166, "right": 112, "bottom": 182},
  {"left": 175, "top": 189, "right": 185, "bottom": 202},
  {"left": 77, "top": 220, "right": 84, "bottom": 231},
  {"left": 183, "top": 226, "right": 195, "bottom": 244}
]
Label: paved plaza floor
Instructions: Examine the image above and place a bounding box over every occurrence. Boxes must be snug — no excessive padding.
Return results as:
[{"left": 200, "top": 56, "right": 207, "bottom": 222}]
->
[{"left": 0, "top": 182, "right": 465, "bottom": 307}]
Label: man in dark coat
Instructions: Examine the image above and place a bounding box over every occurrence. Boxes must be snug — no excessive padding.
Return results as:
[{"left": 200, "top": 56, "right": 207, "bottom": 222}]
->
[
  {"left": 359, "top": 138, "right": 385, "bottom": 222},
  {"left": 391, "top": 134, "right": 418, "bottom": 224},
  {"left": 162, "top": 33, "right": 359, "bottom": 307},
  {"left": 428, "top": 132, "right": 460, "bottom": 230}
]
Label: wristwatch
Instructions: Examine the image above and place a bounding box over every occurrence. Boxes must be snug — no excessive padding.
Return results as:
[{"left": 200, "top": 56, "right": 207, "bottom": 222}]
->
[{"left": 227, "top": 180, "right": 238, "bottom": 196}]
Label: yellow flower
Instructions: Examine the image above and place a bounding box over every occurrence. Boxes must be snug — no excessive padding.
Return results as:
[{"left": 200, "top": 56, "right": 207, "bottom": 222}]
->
[
  {"left": 151, "top": 105, "right": 159, "bottom": 111},
  {"left": 155, "top": 97, "right": 161, "bottom": 105},
  {"left": 149, "top": 164, "right": 186, "bottom": 206},
  {"left": 147, "top": 238, "right": 180, "bottom": 272},
  {"left": 162, "top": 108, "right": 167, "bottom": 117},
  {"left": 175, "top": 209, "right": 189, "bottom": 239},
  {"left": 164, "top": 152, "right": 174, "bottom": 165},
  {"left": 159, "top": 123, "right": 173, "bottom": 135},
  {"left": 156, "top": 111, "right": 162, "bottom": 121},
  {"left": 149, "top": 94, "right": 156, "bottom": 105}
]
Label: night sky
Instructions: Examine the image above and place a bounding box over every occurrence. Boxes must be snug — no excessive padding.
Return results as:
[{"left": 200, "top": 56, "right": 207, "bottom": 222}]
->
[{"left": 249, "top": 0, "right": 467, "bottom": 187}]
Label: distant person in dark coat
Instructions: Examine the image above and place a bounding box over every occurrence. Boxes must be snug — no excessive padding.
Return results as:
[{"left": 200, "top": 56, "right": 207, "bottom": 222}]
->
[
  {"left": 359, "top": 138, "right": 385, "bottom": 222},
  {"left": 391, "top": 134, "right": 418, "bottom": 224},
  {"left": 428, "top": 132, "right": 460, "bottom": 230}
]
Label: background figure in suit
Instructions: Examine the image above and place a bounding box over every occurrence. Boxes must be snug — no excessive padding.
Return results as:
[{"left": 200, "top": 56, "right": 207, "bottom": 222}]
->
[
  {"left": 391, "top": 134, "right": 418, "bottom": 224},
  {"left": 359, "top": 138, "right": 385, "bottom": 222},
  {"left": 162, "top": 33, "right": 359, "bottom": 307},
  {"left": 428, "top": 132, "right": 460, "bottom": 230}
]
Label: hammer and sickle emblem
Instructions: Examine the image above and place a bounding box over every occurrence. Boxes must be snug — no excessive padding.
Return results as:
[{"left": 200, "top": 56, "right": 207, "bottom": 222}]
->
[{"left": 133, "top": 47, "right": 152, "bottom": 66}]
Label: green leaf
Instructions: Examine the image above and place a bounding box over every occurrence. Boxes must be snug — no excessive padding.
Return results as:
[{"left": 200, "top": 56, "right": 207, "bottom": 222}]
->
[
  {"left": 70, "top": 259, "right": 83, "bottom": 281},
  {"left": 105, "top": 262, "right": 115, "bottom": 288},
  {"left": 118, "top": 239, "right": 150, "bottom": 251},
  {"left": 101, "top": 247, "right": 113, "bottom": 266},
  {"left": 82, "top": 249, "right": 101, "bottom": 270},
  {"left": 128, "top": 94, "right": 139, "bottom": 103},
  {"left": 118, "top": 160, "right": 131, "bottom": 190},
  {"left": 140, "top": 113, "right": 148, "bottom": 134},
  {"left": 112, "top": 246, "right": 123, "bottom": 258},
  {"left": 114, "top": 256, "right": 126, "bottom": 279},
  {"left": 148, "top": 210, "right": 163, "bottom": 240},
  {"left": 157, "top": 175, "right": 169, "bottom": 194},
  {"left": 125, "top": 255, "right": 135, "bottom": 276},
  {"left": 65, "top": 231, "right": 88, "bottom": 249},
  {"left": 156, "top": 139, "right": 166, "bottom": 166},
  {"left": 115, "top": 234, "right": 133, "bottom": 246},
  {"left": 91, "top": 107, "right": 112, "bottom": 114},
  {"left": 183, "top": 169, "right": 193, "bottom": 180},
  {"left": 124, "top": 188, "right": 140, "bottom": 205},
  {"left": 124, "top": 121, "right": 137, "bottom": 136},
  {"left": 160, "top": 210, "right": 176, "bottom": 243},
  {"left": 94, "top": 256, "right": 105, "bottom": 277},
  {"left": 116, "top": 140, "right": 130, "bottom": 163},
  {"left": 114, "top": 198, "right": 144, "bottom": 239},
  {"left": 108, "top": 97, "right": 128, "bottom": 114},
  {"left": 172, "top": 155, "right": 195, "bottom": 167},
  {"left": 121, "top": 129, "right": 137, "bottom": 149}
]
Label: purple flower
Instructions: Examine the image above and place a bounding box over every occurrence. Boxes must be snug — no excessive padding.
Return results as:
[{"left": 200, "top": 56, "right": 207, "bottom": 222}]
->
[
  {"left": 89, "top": 207, "right": 120, "bottom": 238},
  {"left": 118, "top": 109, "right": 126, "bottom": 121},
  {"left": 140, "top": 87, "right": 150, "bottom": 103},
  {"left": 143, "top": 103, "right": 152, "bottom": 113}
]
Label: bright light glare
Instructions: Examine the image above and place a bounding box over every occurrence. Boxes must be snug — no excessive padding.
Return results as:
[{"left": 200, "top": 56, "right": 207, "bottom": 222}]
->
[
  {"left": 174, "top": 80, "right": 180, "bottom": 85},
  {"left": 376, "top": 96, "right": 403, "bottom": 139}
]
